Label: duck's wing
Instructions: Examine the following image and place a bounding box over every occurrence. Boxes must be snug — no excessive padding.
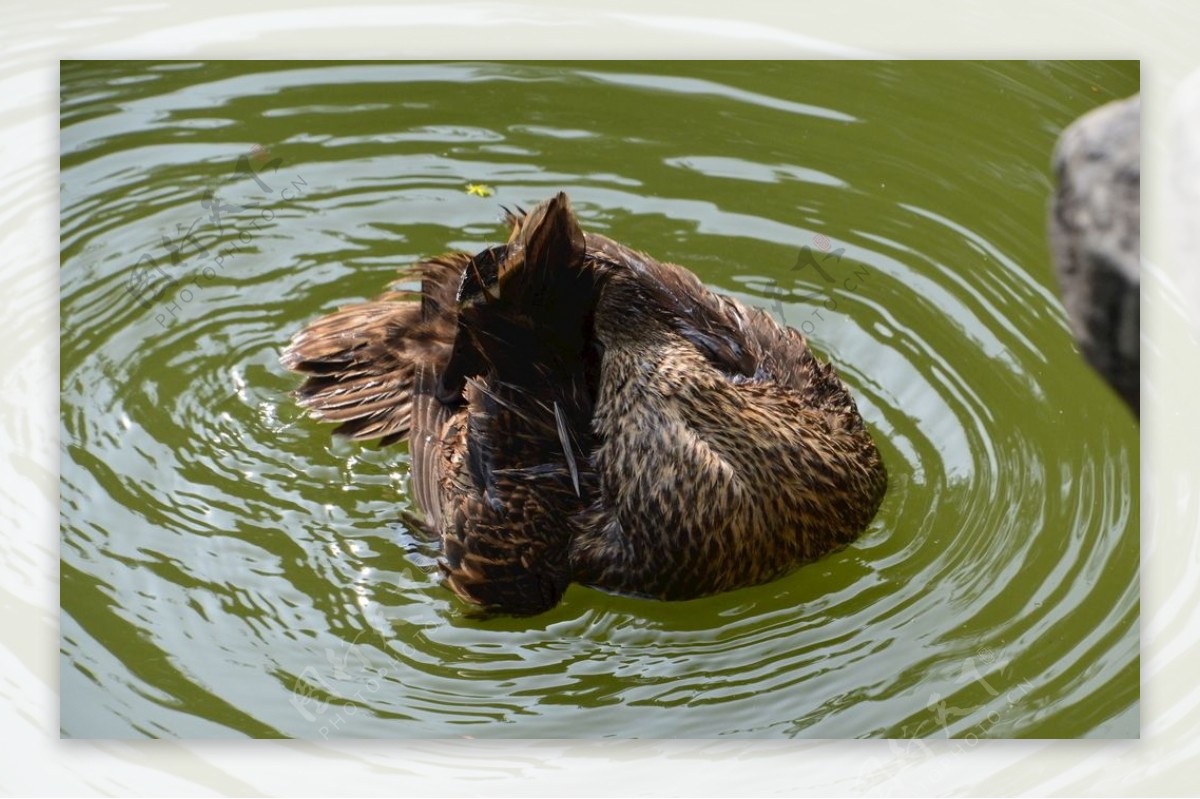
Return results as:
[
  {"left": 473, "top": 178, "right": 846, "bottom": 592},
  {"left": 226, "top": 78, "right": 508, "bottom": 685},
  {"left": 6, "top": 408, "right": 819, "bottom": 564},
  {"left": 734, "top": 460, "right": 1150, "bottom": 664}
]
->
[
  {"left": 280, "top": 253, "right": 465, "bottom": 445},
  {"left": 439, "top": 471, "right": 575, "bottom": 615},
  {"left": 437, "top": 378, "right": 582, "bottom": 615}
]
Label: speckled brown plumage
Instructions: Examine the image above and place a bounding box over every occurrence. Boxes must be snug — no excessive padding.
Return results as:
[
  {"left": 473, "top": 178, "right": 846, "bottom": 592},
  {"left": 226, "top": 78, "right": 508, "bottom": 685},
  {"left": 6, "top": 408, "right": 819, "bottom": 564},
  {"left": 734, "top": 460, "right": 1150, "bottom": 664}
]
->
[{"left": 282, "top": 192, "right": 887, "bottom": 615}]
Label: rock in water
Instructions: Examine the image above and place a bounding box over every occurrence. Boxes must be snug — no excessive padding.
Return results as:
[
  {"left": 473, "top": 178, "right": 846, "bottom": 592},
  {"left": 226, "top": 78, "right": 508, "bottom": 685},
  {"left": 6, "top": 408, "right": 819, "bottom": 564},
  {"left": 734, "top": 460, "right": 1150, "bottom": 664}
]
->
[{"left": 1049, "top": 94, "right": 1140, "bottom": 416}]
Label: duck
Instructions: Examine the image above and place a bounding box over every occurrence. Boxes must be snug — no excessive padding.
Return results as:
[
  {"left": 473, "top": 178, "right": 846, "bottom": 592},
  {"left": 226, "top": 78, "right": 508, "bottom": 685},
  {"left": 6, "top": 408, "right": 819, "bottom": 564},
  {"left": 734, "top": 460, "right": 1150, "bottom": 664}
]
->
[{"left": 281, "top": 192, "right": 887, "bottom": 615}]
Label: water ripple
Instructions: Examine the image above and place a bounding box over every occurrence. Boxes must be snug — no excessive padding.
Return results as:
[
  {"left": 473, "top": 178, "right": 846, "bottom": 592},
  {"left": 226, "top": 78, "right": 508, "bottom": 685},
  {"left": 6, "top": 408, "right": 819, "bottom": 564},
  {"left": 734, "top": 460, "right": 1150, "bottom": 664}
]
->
[{"left": 59, "top": 60, "right": 1139, "bottom": 740}]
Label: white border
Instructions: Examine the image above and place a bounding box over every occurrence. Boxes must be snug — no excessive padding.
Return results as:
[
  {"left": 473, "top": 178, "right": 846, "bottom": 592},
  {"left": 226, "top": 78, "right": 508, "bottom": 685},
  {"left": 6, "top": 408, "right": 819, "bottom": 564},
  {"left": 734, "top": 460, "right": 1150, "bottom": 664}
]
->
[{"left": 8, "top": 1, "right": 1195, "bottom": 795}]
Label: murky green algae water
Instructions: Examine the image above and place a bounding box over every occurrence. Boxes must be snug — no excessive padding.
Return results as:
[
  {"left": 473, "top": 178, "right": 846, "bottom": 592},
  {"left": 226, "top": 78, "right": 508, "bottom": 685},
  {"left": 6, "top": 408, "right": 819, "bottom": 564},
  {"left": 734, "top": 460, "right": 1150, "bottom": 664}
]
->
[{"left": 59, "top": 60, "right": 1139, "bottom": 739}]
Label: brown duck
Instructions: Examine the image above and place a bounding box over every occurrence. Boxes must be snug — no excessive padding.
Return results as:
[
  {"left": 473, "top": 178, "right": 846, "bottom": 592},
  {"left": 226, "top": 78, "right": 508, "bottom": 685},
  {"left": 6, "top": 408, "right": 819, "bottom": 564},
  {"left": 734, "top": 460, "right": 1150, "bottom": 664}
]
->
[{"left": 282, "top": 193, "right": 886, "bottom": 615}]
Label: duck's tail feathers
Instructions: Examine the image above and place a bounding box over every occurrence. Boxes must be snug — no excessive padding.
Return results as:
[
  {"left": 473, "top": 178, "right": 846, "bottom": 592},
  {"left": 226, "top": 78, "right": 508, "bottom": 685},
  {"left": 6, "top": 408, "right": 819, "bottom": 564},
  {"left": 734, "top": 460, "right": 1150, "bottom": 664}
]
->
[{"left": 279, "top": 253, "right": 467, "bottom": 445}]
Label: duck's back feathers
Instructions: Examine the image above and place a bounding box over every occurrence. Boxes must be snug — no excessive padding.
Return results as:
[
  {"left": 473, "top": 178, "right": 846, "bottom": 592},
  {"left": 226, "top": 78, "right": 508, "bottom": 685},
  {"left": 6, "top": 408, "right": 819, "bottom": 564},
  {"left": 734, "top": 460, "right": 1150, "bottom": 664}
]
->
[{"left": 585, "top": 232, "right": 852, "bottom": 412}]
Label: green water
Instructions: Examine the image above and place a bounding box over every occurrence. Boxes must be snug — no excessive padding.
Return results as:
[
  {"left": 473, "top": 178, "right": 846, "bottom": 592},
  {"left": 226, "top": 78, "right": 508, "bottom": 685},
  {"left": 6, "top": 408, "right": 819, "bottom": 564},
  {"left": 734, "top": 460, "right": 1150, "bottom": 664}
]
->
[{"left": 59, "top": 60, "right": 1139, "bottom": 739}]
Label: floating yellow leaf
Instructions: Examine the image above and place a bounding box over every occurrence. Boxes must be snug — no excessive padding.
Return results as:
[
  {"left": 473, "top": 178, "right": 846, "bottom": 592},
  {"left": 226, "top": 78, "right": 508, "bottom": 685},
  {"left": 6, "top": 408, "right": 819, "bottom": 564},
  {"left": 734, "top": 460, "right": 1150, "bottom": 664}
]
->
[{"left": 466, "top": 183, "right": 494, "bottom": 197}]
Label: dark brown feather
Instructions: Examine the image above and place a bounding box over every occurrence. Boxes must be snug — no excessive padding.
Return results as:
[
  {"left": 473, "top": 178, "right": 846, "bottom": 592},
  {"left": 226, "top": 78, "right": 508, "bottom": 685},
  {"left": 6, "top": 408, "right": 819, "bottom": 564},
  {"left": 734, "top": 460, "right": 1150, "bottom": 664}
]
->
[{"left": 281, "top": 254, "right": 466, "bottom": 445}]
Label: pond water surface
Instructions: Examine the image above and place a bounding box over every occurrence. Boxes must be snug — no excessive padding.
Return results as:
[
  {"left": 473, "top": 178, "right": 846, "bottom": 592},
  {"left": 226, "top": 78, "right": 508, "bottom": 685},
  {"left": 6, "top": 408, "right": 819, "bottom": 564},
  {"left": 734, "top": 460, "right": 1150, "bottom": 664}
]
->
[{"left": 60, "top": 60, "right": 1139, "bottom": 738}]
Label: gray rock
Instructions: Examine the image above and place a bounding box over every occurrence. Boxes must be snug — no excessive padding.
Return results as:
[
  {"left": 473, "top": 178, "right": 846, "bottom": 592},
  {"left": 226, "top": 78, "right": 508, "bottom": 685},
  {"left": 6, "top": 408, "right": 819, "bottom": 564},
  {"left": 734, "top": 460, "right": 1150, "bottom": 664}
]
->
[{"left": 1049, "top": 94, "right": 1140, "bottom": 416}]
